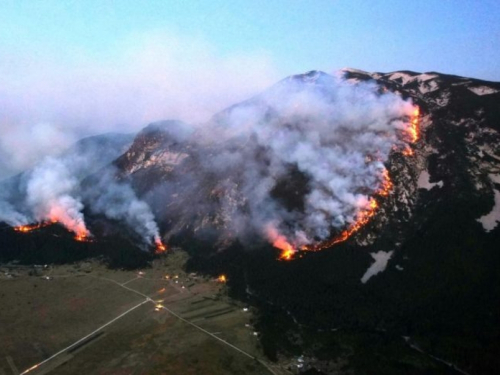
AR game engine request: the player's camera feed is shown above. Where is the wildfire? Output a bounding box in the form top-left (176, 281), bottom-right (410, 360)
top-left (408, 107), bottom-right (420, 143)
top-left (267, 106), bottom-right (420, 260)
top-left (304, 198), bottom-right (378, 252)
top-left (155, 238), bottom-right (167, 254)
top-left (47, 207), bottom-right (91, 240)
top-left (402, 147), bottom-right (414, 156)
top-left (217, 274), bottom-right (227, 283)
top-left (265, 223), bottom-right (298, 260)
top-left (274, 166), bottom-right (394, 257)
top-left (14, 219), bottom-right (91, 242)
top-left (14, 223), bottom-right (46, 233)
top-left (74, 233), bottom-right (91, 242)
top-left (378, 169), bottom-right (393, 196)
top-left (275, 237), bottom-right (296, 260)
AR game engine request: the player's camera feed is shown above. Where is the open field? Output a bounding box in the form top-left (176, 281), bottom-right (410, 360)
top-left (0, 250), bottom-right (285, 375)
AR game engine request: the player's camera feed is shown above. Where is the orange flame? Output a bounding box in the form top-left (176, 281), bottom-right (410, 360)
top-left (402, 147), bottom-right (414, 156)
top-left (48, 206), bottom-right (91, 240)
top-left (14, 220), bottom-right (91, 242)
top-left (265, 224), bottom-right (297, 260)
top-left (269, 107), bottom-right (418, 259)
top-left (378, 169), bottom-right (393, 196)
top-left (302, 167), bottom-right (392, 254)
top-left (14, 223), bottom-right (46, 233)
top-left (217, 274), bottom-right (227, 283)
top-left (406, 106), bottom-right (420, 144)
top-left (74, 233), bottom-right (91, 242)
top-left (155, 238), bottom-right (167, 254)
top-left (303, 198), bottom-right (378, 252)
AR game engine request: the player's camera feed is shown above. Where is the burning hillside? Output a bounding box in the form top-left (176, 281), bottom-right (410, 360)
top-left (272, 105), bottom-right (420, 260)
top-left (1, 70), bottom-right (421, 261)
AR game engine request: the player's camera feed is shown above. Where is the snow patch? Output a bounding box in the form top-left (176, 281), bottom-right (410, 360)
top-left (388, 72), bottom-right (416, 85)
top-left (489, 174), bottom-right (500, 185)
top-left (361, 251), bottom-right (393, 284)
top-left (468, 86), bottom-right (499, 96)
top-left (417, 73), bottom-right (439, 82)
top-left (477, 189), bottom-right (500, 232)
top-left (418, 170), bottom-right (443, 190)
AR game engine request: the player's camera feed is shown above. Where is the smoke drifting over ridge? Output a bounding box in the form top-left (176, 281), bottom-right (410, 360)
top-left (139, 71), bottom-right (417, 249)
top-left (84, 169), bottom-right (162, 245)
top-left (0, 70), bottom-right (416, 254)
top-left (26, 157), bottom-right (89, 238)
top-left (0, 132), bottom-right (160, 245)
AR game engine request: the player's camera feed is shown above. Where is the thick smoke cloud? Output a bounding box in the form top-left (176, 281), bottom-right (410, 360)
top-left (0, 127), bottom-right (160, 243)
top-left (84, 169), bottom-right (161, 244)
top-left (26, 157), bottom-right (88, 236)
top-left (0, 69), bottom-right (415, 253)
top-left (150, 72), bottom-right (415, 246)
top-left (0, 199), bottom-right (28, 227)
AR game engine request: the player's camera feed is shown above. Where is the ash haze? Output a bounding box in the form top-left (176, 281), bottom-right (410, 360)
top-left (1, 0), bottom-right (499, 177)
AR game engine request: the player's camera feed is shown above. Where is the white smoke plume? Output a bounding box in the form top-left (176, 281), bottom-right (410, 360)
top-left (84, 170), bottom-right (161, 245)
top-left (26, 157), bottom-right (89, 237)
top-left (0, 200), bottom-right (28, 227)
top-left (147, 71), bottom-right (416, 247)
top-left (0, 69), bottom-right (416, 254)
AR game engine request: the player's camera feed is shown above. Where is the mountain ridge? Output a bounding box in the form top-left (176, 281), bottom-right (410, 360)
top-left (1, 68), bottom-right (499, 374)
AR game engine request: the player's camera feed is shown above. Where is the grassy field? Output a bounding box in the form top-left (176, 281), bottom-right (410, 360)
top-left (0, 250), bottom-right (283, 375)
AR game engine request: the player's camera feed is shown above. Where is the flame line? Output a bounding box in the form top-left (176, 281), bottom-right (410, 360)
top-left (276, 106), bottom-right (420, 259)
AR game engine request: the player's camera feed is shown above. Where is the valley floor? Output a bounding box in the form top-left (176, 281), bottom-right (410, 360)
top-left (0, 251), bottom-right (284, 375)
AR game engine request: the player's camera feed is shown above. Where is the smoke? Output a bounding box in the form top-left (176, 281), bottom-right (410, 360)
top-left (0, 200), bottom-right (28, 227)
top-left (83, 169), bottom-right (161, 244)
top-left (0, 147), bottom-right (161, 245)
top-left (26, 157), bottom-right (89, 237)
top-left (1, 68), bottom-right (416, 254)
top-left (152, 71), bottom-right (415, 246)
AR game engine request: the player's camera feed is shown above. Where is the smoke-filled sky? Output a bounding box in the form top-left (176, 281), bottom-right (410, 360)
top-left (1, 0), bottom-right (499, 177)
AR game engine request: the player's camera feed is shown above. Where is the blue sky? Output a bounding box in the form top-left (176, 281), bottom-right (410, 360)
top-left (1, 0), bottom-right (499, 80)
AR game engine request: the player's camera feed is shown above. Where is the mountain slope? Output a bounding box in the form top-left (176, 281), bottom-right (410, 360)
top-left (112, 69), bottom-right (500, 374)
top-left (2, 69), bottom-right (499, 374)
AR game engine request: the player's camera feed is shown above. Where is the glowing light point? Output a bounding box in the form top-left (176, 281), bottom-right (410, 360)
top-left (279, 247), bottom-right (297, 261)
top-left (217, 274), bottom-right (227, 283)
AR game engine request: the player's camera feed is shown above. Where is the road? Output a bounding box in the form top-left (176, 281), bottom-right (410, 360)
top-left (18, 272), bottom-right (281, 375)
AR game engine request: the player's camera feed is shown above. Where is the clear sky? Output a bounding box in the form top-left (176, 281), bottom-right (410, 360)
top-left (1, 0), bottom-right (499, 177)
top-left (1, 0), bottom-right (499, 80)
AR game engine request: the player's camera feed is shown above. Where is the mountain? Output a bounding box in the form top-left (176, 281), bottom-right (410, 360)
top-left (109, 69), bottom-right (500, 374)
top-left (2, 70), bottom-right (499, 374)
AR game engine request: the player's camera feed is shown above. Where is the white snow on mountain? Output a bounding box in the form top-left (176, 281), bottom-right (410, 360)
top-left (361, 251), bottom-right (393, 284)
top-left (477, 189), bottom-right (500, 232)
top-left (417, 170), bottom-right (443, 190)
top-left (468, 86), bottom-right (499, 96)
top-left (388, 72), bottom-right (416, 85)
